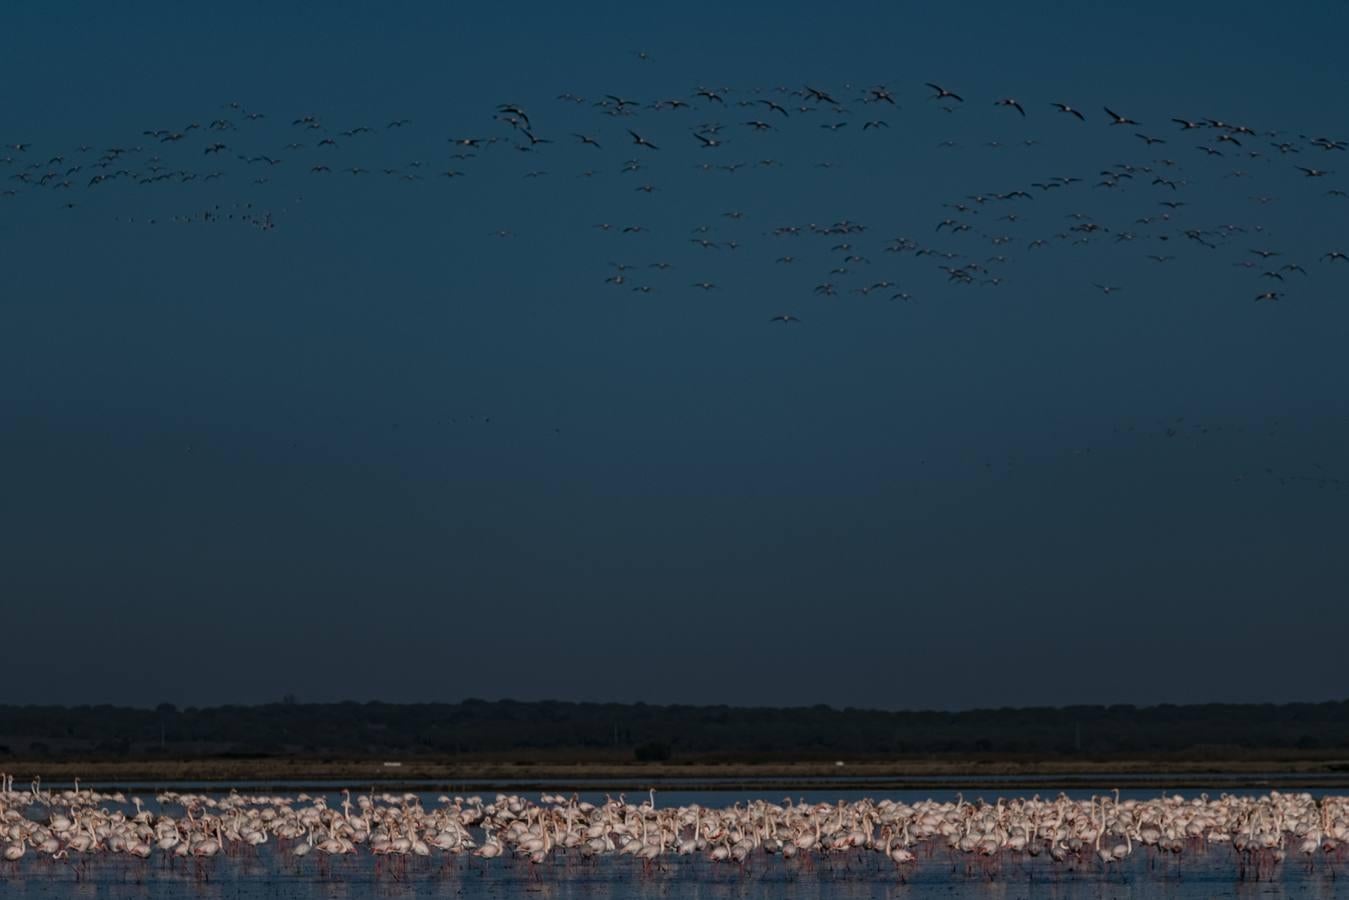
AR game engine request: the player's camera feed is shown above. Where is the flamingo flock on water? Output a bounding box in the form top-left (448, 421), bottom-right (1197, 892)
top-left (2, 773), bottom-right (1347, 883)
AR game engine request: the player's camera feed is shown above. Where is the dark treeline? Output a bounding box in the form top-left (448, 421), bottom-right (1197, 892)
top-left (2, 699), bottom-right (1348, 761)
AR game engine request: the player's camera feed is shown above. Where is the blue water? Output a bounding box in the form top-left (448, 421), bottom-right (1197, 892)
top-left (0, 845), bottom-right (1340, 900)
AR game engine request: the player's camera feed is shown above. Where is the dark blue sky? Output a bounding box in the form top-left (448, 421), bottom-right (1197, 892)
top-left (2, 1), bottom-right (1347, 709)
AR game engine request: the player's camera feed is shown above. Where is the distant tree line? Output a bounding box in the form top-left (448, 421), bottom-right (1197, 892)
top-left (1, 699), bottom-right (1347, 761)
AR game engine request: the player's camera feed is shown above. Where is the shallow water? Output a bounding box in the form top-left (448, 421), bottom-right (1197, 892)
top-left (1, 848), bottom-right (1342, 900)
top-left (53, 772), bottom-right (1349, 792)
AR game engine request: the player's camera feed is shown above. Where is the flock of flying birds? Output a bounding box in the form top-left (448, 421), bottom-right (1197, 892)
top-left (4, 77), bottom-right (1347, 492)
top-left (4, 78), bottom-right (1348, 327)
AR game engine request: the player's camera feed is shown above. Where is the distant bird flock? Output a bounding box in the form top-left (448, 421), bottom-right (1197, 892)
top-left (5, 79), bottom-right (1349, 494)
top-left (4, 80), bottom-right (1347, 326)
top-left (2, 775), bottom-right (1347, 884)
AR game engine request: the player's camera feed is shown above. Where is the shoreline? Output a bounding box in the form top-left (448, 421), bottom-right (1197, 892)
top-left (5, 757), bottom-right (1349, 792)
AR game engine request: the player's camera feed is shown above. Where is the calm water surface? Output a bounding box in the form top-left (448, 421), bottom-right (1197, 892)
top-left (2, 850), bottom-right (1343, 900)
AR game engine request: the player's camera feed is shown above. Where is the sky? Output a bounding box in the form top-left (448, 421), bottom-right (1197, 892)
top-left (2, 1), bottom-right (1348, 710)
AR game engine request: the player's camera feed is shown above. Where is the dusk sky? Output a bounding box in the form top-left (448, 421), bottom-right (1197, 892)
top-left (3, 1), bottom-right (1347, 710)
